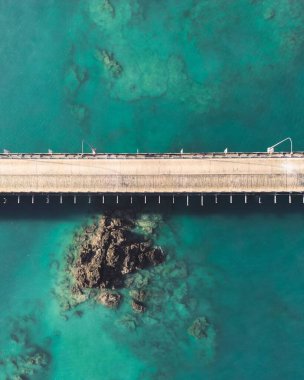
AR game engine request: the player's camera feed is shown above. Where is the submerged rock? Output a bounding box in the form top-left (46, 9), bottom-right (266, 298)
top-left (95, 49), bottom-right (123, 78)
top-left (187, 317), bottom-right (210, 339)
top-left (129, 289), bottom-right (146, 302)
top-left (97, 290), bottom-right (122, 309)
top-left (117, 314), bottom-right (139, 331)
top-left (131, 299), bottom-right (146, 313)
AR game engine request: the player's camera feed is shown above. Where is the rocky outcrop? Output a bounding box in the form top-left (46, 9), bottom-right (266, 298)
top-left (97, 290), bottom-right (122, 309)
top-left (73, 212), bottom-right (165, 292)
top-left (131, 299), bottom-right (146, 313)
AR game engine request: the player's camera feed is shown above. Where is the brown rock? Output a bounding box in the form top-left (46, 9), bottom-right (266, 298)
top-left (73, 212), bottom-right (165, 291)
top-left (98, 291), bottom-right (121, 309)
top-left (132, 299), bottom-right (146, 313)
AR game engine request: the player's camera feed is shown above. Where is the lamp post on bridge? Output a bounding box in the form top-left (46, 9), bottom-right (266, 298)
top-left (82, 140), bottom-right (97, 155)
top-left (267, 137), bottom-right (293, 154)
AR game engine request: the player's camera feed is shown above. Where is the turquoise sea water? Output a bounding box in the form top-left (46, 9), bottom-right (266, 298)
top-left (1, 1), bottom-right (304, 379)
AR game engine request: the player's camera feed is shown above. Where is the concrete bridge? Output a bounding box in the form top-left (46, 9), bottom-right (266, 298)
top-left (0, 153), bottom-right (303, 201)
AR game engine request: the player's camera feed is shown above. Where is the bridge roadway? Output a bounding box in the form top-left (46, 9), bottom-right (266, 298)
top-left (0, 152), bottom-right (303, 194)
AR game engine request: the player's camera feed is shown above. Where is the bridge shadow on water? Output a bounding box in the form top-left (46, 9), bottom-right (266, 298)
top-left (0, 194), bottom-right (302, 220)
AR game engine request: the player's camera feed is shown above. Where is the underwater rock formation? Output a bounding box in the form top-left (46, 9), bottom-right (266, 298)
top-left (73, 212), bottom-right (165, 291)
top-left (187, 316), bottom-right (210, 339)
top-left (131, 299), bottom-right (146, 313)
top-left (95, 49), bottom-right (123, 78)
top-left (1, 316), bottom-right (51, 379)
top-left (98, 290), bottom-right (122, 309)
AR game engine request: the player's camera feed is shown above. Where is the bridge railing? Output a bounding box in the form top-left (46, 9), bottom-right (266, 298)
top-left (0, 152), bottom-right (303, 159)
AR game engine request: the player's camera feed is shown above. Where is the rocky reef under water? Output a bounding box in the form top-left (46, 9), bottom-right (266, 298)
top-left (0, 314), bottom-right (51, 380)
top-left (52, 210), bottom-right (217, 372)
top-left (54, 211), bottom-right (165, 313)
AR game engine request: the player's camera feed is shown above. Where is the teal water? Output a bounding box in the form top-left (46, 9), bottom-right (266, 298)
top-left (1, 1), bottom-right (304, 379)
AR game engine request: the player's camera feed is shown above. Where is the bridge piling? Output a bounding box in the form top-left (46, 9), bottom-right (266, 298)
top-left (73, 195), bottom-right (77, 204)
top-left (60, 194), bottom-right (63, 204)
top-left (201, 195), bottom-right (204, 206)
top-left (32, 195), bottom-right (34, 204)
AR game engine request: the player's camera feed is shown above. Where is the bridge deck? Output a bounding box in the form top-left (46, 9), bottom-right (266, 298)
top-left (0, 153), bottom-right (303, 194)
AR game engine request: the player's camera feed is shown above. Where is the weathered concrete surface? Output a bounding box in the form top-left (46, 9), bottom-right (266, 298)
top-left (0, 155), bottom-right (303, 193)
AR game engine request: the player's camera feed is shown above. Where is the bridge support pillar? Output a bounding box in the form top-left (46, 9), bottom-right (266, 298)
top-left (32, 195), bottom-right (34, 204)
top-left (158, 195), bottom-right (161, 204)
top-left (102, 195), bottom-right (105, 204)
top-left (230, 194), bottom-right (233, 204)
top-left (73, 195), bottom-right (77, 204)
top-left (215, 194), bottom-right (218, 204)
top-left (130, 196), bottom-right (133, 204)
top-left (186, 195), bottom-right (189, 206)
top-left (60, 194), bottom-right (63, 204)
top-left (245, 194), bottom-right (247, 204)
top-left (172, 195), bottom-right (175, 204)
top-left (46, 195), bottom-right (49, 204)
top-left (289, 193), bottom-right (292, 204)
top-left (201, 195), bottom-right (204, 206)
top-left (259, 196), bottom-right (262, 204)
top-left (274, 194), bottom-right (277, 204)
top-left (17, 195), bottom-right (20, 204)
top-left (88, 196), bottom-right (91, 204)
top-left (144, 195), bottom-right (147, 204)
top-left (116, 195), bottom-right (119, 204)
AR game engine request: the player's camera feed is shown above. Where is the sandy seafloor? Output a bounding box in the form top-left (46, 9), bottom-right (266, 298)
top-left (1, 1), bottom-right (304, 379)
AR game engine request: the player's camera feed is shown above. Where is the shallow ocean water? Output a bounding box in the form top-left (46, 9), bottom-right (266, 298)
top-left (1, 0), bottom-right (304, 379)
